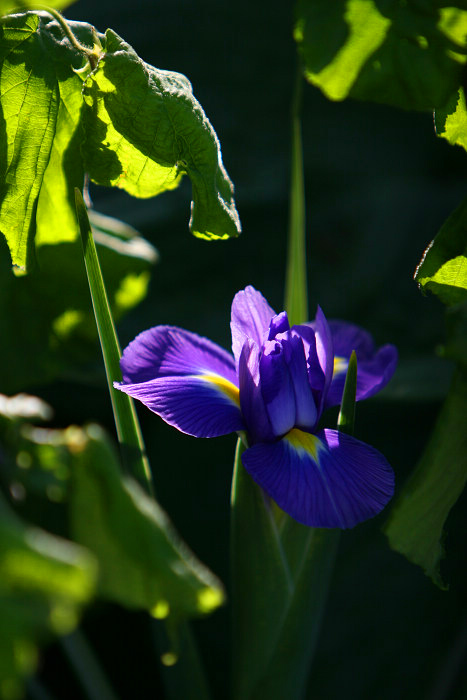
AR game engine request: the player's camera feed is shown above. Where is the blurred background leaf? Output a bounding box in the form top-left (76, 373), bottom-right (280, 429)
top-left (295, 0), bottom-right (467, 110)
top-left (0, 213), bottom-right (157, 394)
top-left (384, 367), bottom-right (467, 587)
top-left (0, 0), bottom-right (76, 15)
top-left (0, 495), bottom-right (96, 700)
top-left (69, 423), bottom-right (225, 620)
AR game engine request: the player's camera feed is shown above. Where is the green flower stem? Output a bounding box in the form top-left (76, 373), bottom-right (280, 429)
top-left (60, 630), bottom-right (118, 700)
top-left (284, 60), bottom-right (307, 326)
top-left (75, 189), bottom-right (154, 497)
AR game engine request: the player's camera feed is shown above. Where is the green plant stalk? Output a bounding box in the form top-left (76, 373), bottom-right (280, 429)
top-left (75, 189), bottom-right (153, 495)
top-left (284, 60), bottom-right (307, 326)
top-left (76, 190), bottom-right (210, 698)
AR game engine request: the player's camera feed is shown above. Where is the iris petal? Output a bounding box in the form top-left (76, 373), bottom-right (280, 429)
top-left (115, 325), bottom-right (242, 437)
top-left (230, 286), bottom-right (275, 365)
top-left (325, 321), bottom-right (398, 408)
top-left (115, 374), bottom-right (244, 438)
top-left (238, 340), bottom-right (275, 443)
top-left (259, 339), bottom-right (296, 437)
top-left (119, 326), bottom-right (237, 386)
top-left (272, 331), bottom-right (317, 431)
top-left (241, 428), bottom-right (394, 528)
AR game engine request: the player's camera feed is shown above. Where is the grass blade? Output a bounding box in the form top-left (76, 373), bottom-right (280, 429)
top-left (337, 350), bottom-right (357, 435)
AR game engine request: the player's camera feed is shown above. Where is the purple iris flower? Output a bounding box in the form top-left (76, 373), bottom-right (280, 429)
top-left (115, 286), bottom-right (397, 529)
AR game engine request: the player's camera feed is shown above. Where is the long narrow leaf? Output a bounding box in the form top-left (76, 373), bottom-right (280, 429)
top-left (75, 189), bottom-right (153, 495)
top-left (337, 350), bottom-right (357, 435)
top-left (230, 438), bottom-right (293, 700)
top-left (284, 63), bottom-right (307, 326)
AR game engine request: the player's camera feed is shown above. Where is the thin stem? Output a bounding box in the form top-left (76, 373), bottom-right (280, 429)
top-left (35, 6), bottom-right (102, 69)
top-left (75, 189), bottom-right (154, 497)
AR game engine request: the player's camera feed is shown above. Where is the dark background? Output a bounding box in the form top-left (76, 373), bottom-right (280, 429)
top-left (31, 1), bottom-right (467, 698)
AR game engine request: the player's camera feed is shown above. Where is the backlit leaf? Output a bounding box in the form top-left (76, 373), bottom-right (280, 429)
top-left (82, 30), bottom-right (241, 240)
top-left (415, 194), bottom-right (467, 305)
top-left (434, 87), bottom-right (467, 152)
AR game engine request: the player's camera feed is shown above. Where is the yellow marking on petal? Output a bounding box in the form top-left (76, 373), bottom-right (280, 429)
top-left (285, 428), bottom-right (322, 461)
top-left (333, 355), bottom-right (349, 377)
top-left (199, 374), bottom-right (240, 406)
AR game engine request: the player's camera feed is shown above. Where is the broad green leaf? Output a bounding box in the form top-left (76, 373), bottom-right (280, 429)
top-left (82, 29), bottom-right (241, 241)
top-left (231, 439), bottom-right (339, 700)
top-left (35, 71), bottom-right (86, 247)
top-left (434, 86), bottom-right (467, 151)
top-left (0, 13), bottom-right (59, 271)
top-left (69, 424), bottom-right (225, 620)
top-left (415, 194), bottom-right (467, 305)
top-left (295, 1), bottom-right (467, 111)
top-left (0, 211), bottom-right (157, 394)
top-left (0, 496), bottom-right (96, 700)
top-left (384, 368), bottom-right (467, 587)
top-left (0, 12), bottom-right (100, 271)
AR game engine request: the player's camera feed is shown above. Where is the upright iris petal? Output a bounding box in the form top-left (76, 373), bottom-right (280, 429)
top-left (115, 285), bottom-right (397, 529)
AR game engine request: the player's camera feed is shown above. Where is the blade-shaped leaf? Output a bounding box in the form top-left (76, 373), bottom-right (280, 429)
top-left (230, 439), bottom-right (339, 700)
top-left (230, 439), bottom-right (293, 700)
top-left (415, 194), bottom-right (467, 306)
top-left (295, 1), bottom-right (467, 111)
top-left (384, 368), bottom-right (467, 588)
top-left (69, 423), bottom-right (225, 620)
top-left (0, 496), bottom-right (96, 700)
top-left (82, 29), bottom-right (241, 240)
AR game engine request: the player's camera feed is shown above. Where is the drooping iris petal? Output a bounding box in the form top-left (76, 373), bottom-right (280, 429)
top-left (325, 321), bottom-right (398, 409)
top-left (119, 326), bottom-right (238, 385)
top-left (241, 428), bottom-right (394, 529)
top-left (259, 339), bottom-right (296, 437)
top-left (115, 326), bottom-right (243, 437)
top-left (116, 374), bottom-right (243, 438)
top-left (230, 286), bottom-right (275, 365)
top-left (238, 340), bottom-right (275, 443)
